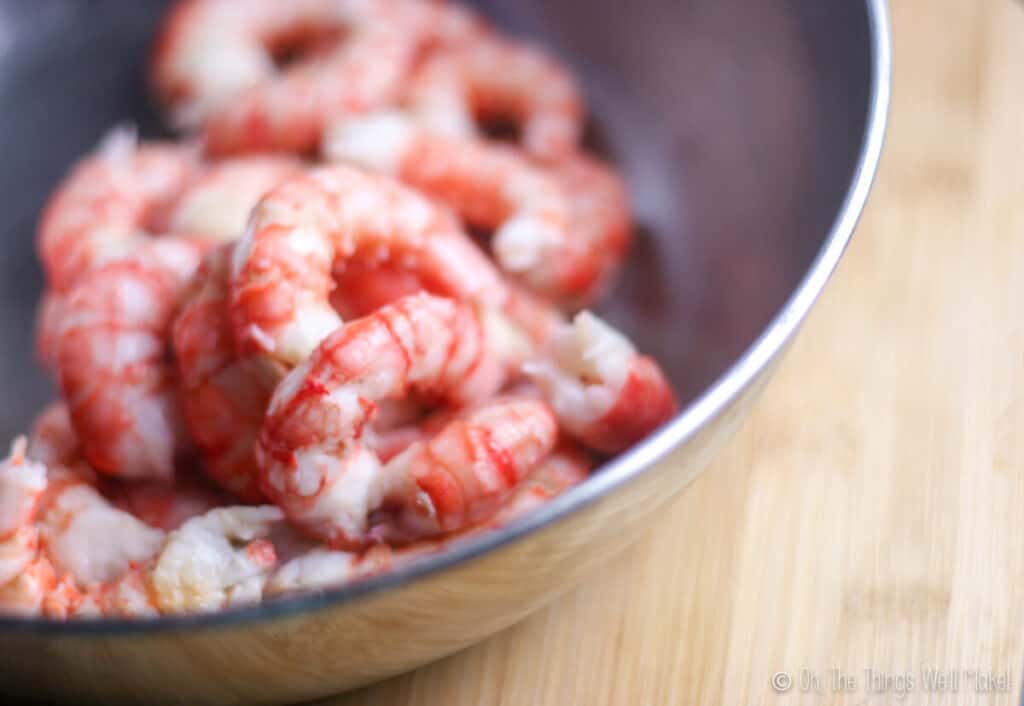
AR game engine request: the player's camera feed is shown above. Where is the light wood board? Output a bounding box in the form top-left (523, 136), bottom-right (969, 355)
top-left (319, 1), bottom-right (1024, 703)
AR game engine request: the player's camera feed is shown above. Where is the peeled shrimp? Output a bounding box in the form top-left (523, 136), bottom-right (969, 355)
top-left (368, 396), bottom-right (559, 543)
top-left (265, 444), bottom-right (588, 597)
top-left (256, 293), bottom-right (555, 547)
top-left (324, 112), bottom-right (630, 305)
top-left (152, 0), bottom-right (435, 155)
top-left (27, 403), bottom-right (222, 531)
top-left (0, 440), bottom-right (47, 589)
top-left (524, 311), bottom-right (678, 454)
top-left (403, 52), bottom-right (477, 138)
top-left (406, 34), bottom-right (584, 161)
top-left (55, 237), bottom-right (207, 481)
top-left (41, 506), bottom-right (280, 619)
top-left (167, 155), bottom-right (300, 242)
top-left (106, 473), bottom-right (225, 533)
top-left (148, 505), bottom-right (281, 614)
top-left (0, 438), bottom-right (280, 620)
top-left (37, 128), bottom-right (198, 295)
top-left (26, 403), bottom-right (82, 471)
top-left (173, 244), bottom-right (285, 501)
top-left (35, 292), bottom-right (66, 367)
top-left (40, 484), bottom-right (167, 591)
top-left (229, 164), bottom-right (507, 366)
top-left (0, 440), bottom-right (169, 618)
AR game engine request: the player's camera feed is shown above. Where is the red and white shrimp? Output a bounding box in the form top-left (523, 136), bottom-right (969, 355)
top-left (55, 237), bottom-right (207, 482)
top-left (42, 505), bottom-right (281, 619)
top-left (152, 0), bottom-right (439, 155)
top-left (26, 403), bottom-right (82, 471)
top-left (167, 155), bottom-right (301, 242)
top-left (325, 112), bottom-right (630, 305)
top-left (255, 293), bottom-right (554, 548)
top-left (106, 473), bottom-right (225, 533)
top-left (38, 483), bottom-right (167, 592)
top-left (2, 433), bottom-right (279, 619)
top-left (407, 34), bottom-right (585, 162)
top-left (36, 127), bottom-right (199, 295)
top-left (35, 292), bottom-right (67, 368)
top-left (524, 311), bottom-right (678, 455)
top-left (0, 438), bottom-right (170, 618)
top-left (368, 396), bottom-right (559, 544)
top-left (34, 129), bottom-right (199, 367)
top-left (229, 164), bottom-right (507, 366)
top-left (27, 402), bottom-right (222, 531)
top-left (145, 505), bottom-right (281, 614)
top-left (0, 440), bottom-right (47, 591)
top-left (173, 245), bottom-right (286, 501)
top-left (402, 52), bottom-right (477, 138)
top-left (265, 444), bottom-right (589, 597)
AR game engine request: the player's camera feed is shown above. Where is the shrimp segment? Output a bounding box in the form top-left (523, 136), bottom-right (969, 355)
top-left (409, 35), bottom-right (585, 161)
top-left (203, 22), bottom-right (420, 156)
top-left (173, 245), bottom-right (285, 501)
top-left (55, 238), bottom-right (207, 481)
top-left (230, 165), bottom-right (506, 365)
top-left (152, 0), bottom-right (382, 129)
top-left (152, 0), bottom-right (433, 155)
top-left (266, 445), bottom-right (588, 597)
top-left (167, 156), bottom-right (300, 242)
top-left (37, 128), bottom-right (198, 294)
top-left (324, 112), bottom-right (630, 305)
top-left (26, 404), bottom-right (80, 470)
top-left (149, 506), bottom-right (282, 614)
top-left (370, 397), bottom-right (558, 543)
top-left (1, 436), bottom-right (280, 619)
top-left (525, 311), bottom-right (678, 454)
top-left (40, 506), bottom-right (280, 619)
top-left (35, 292), bottom-right (66, 367)
top-left (256, 293), bottom-right (548, 547)
top-left (0, 440), bottom-right (47, 587)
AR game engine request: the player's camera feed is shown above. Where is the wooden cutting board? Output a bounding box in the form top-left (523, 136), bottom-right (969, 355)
top-left (320, 1), bottom-right (1024, 703)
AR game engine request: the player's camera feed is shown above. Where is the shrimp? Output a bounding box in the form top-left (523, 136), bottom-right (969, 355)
top-left (229, 165), bottom-right (508, 366)
top-left (407, 35), bottom-right (585, 162)
top-left (524, 311), bottom-right (678, 455)
top-left (26, 402), bottom-right (221, 530)
top-left (36, 127), bottom-right (199, 296)
top-left (403, 52), bottom-right (477, 138)
top-left (147, 505), bottom-right (281, 614)
top-left (41, 506), bottom-right (281, 618)
top-left (324, 112), bottom-right (630, 305)
top-left (55, 237), bottom-right (207, 481)
top-left (0, 440), bottom-right (47, 587)
top-left (107, 474), bottom-right (225, 532)
top-left (26, 403), bottom-right (81, 470)
top-left (38, 483), bottom-right (167, 590)
top-left (167, 155), bottom-right (301, 242)
top-left (0, 439), bottom-right (169, 618)
top-left (368, 396), bottom-right (559, 544)
top-left (265, 445), bottom-right (589, 597)
top-left (152, 0), bottom-right (433, 155)
top-left (35, 291), bottom-right (66, 367)
top-left (255, 293), bottom-right (554, 548)
top-left (173, 245), bottom-right (286, 501)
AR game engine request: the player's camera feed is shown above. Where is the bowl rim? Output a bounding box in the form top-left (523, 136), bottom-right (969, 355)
top-left (0, 0), bottom-right (892, 636)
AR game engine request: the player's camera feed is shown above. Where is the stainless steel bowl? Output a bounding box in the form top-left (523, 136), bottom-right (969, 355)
top-left (0, 0), bottom-right (890, 703)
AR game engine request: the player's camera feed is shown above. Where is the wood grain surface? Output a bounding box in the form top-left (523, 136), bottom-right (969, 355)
top-left (319, 1), bottom-right (1024, 703)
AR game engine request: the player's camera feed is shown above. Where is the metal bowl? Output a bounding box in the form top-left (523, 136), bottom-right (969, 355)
top-left (0, 0), bottom-right (890, 703)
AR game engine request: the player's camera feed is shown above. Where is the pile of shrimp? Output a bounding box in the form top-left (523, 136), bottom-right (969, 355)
top-left (2, 0), bottom-right (678, 619)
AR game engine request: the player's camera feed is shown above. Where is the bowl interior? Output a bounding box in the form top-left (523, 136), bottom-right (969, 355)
top-left (0, 0), bottom-right (872, 442)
